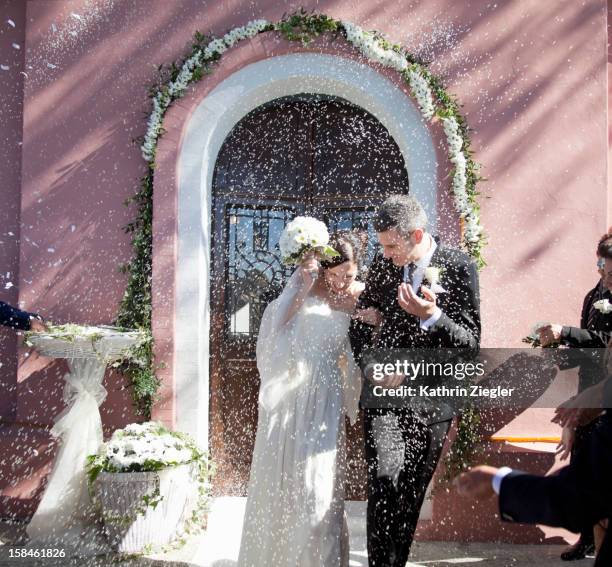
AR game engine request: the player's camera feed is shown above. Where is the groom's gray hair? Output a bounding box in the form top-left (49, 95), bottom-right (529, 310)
top-left (373, 194), bottom-right (428, 236)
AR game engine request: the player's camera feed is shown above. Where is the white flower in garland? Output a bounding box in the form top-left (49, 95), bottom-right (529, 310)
top-left (223, 28), bottom-right (243, 48)
top-left (139, 15), bottom-right (483, 256)
top-left (142, 19), bottom-right (271, 161)
top-left (141, 92), bottom-right (170, 161)
top-left (464, 213), bottom-right (482, 243)
top-left (405, 68), bottom-right (435, 120)
top-left (245, 19), bottom-right (269, 36)
top-left (223, 20), bottom-right (268, 46)
top-left (167, 53), bottom-right (202, 97)
top-left (441, 116), bottom-right (471, 220)
top-left (442, 116), bottom-right (463, 152)
top-left (342, 22), bottom-right (408, 73)
top-left (208, 38), bottom-right (227, 55)
top-left (343, 21), bottom-right (473, 241)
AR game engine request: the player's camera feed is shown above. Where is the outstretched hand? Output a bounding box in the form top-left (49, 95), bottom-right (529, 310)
top-left (454, 465), bottom-right (499, 500)
top-left (536, 323), bottom-right (562, 347)
top-left (552, 386), bottom-right (604, 428)
top-left (397, 283), bottom-right (437, 320)
top-left (552, 405), bottom-right (602, 429)
top-left (29, 317), bottom-right (48, 332)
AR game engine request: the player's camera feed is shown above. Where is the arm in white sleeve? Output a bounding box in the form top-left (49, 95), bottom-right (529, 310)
top-left (492, 466), bottom-right (513, 495)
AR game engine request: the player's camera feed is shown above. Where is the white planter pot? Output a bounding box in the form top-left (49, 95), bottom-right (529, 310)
top-left (94, 463), bottom-right (195, 553)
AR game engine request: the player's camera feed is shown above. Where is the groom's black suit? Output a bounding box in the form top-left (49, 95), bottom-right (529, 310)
top-left (350, 239), bottom-right (481, 566)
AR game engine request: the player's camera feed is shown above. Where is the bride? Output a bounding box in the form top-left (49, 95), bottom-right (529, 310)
top-left (237, 229), bottom-right (367, 567)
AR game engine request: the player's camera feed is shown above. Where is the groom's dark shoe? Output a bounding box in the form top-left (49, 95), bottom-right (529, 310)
top-left (560, 538), bottom-right (595, 561)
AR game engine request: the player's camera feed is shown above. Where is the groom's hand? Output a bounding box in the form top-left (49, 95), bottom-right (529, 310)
top-left (376, 373), bottom-right (406, 388)
top-left (363, 365), bottom-right (405, 387)
top-left (397, 283), bottom-right (437, 320)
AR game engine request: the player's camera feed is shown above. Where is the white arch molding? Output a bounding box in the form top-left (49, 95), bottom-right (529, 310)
top-left (174, 52), bottom-right (439, 447)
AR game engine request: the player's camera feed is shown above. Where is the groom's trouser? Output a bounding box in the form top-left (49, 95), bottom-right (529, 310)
top-left (570, 421), bottom-right (597, 547)
top-left (363, 408), bottom-right (451, 567)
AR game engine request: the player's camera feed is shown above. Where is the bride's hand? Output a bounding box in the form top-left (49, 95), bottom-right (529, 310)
top-left (352, 307), bottom-right (382, 326)
top-left (299, 251), bottom-right (320, 289)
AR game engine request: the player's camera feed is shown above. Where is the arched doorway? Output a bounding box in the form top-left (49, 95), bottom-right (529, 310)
top-left (209, 95), bottom-right (409, 496)
top-left (168, 52), bottom-right (439, 489)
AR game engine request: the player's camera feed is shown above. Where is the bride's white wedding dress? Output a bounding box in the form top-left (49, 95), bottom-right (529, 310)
top-left (237, 274), bottom-right (362, 567)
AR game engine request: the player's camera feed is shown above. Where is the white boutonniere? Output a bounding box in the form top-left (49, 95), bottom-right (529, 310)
top-left (424, 266), bottom-right (446, 293)
top-left (593, 299), bottom-right (612, 314)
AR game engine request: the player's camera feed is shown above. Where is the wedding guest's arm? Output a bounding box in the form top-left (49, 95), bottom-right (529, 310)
top-left (552, 377), bottom-right (611, 428)
top-left (0, 301), bottom-right (45, 331)
top-left (455, 465), bottom-right (596, 534)
top-left (560, 326), bottom-right (611, 348)
top-left (497, 468), bottom-right (589, 531)
top-left (456, 378), bottom-right (612, 532)
top-left (539, 322), bottom-right (611, 348)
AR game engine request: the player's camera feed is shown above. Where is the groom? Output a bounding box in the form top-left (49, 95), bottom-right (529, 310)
top-left (349, 194), bottom-right (481, 566)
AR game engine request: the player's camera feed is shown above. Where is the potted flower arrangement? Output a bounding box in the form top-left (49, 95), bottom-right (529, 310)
top-left (86, 422), bottom-right (213, 553)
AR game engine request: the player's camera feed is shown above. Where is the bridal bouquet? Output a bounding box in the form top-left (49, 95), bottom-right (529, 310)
top-left (279, 216), bottom-right (339, 265)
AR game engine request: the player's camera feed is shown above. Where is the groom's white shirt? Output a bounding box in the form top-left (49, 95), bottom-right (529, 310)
top-left (402, 235), bottom-right (442, 331)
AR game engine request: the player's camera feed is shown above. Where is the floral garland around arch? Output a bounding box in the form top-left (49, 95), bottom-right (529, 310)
top-left (117, 11), bottom-right (485, 473)
top-left (140, 14), bottom-right (485, 258)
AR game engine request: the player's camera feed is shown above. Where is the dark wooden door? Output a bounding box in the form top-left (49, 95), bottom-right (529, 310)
top-left (210, 95), bottom-right (409, 496)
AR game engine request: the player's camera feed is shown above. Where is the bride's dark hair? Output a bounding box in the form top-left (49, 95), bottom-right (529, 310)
top-left (319, 229), bottom-right (368, 270)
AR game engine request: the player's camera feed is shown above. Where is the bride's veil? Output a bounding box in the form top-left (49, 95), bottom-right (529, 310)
top-left (256, 270), bottom-right (303, 415)
top-left (255, 269), bottom-right (361, 424)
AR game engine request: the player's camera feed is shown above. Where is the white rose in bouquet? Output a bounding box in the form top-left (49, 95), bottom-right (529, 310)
top-left (278, 216), bottom-right (339, 265)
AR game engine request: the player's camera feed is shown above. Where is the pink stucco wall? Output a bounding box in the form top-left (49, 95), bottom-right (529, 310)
top-left (1, 0), bottom-right (610, 537)
top-left (5, 0), bottom-right (606, 428)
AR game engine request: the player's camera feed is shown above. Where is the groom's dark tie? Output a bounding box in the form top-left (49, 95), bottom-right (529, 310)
top-left (404, 262), bottom-right (416, 286)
